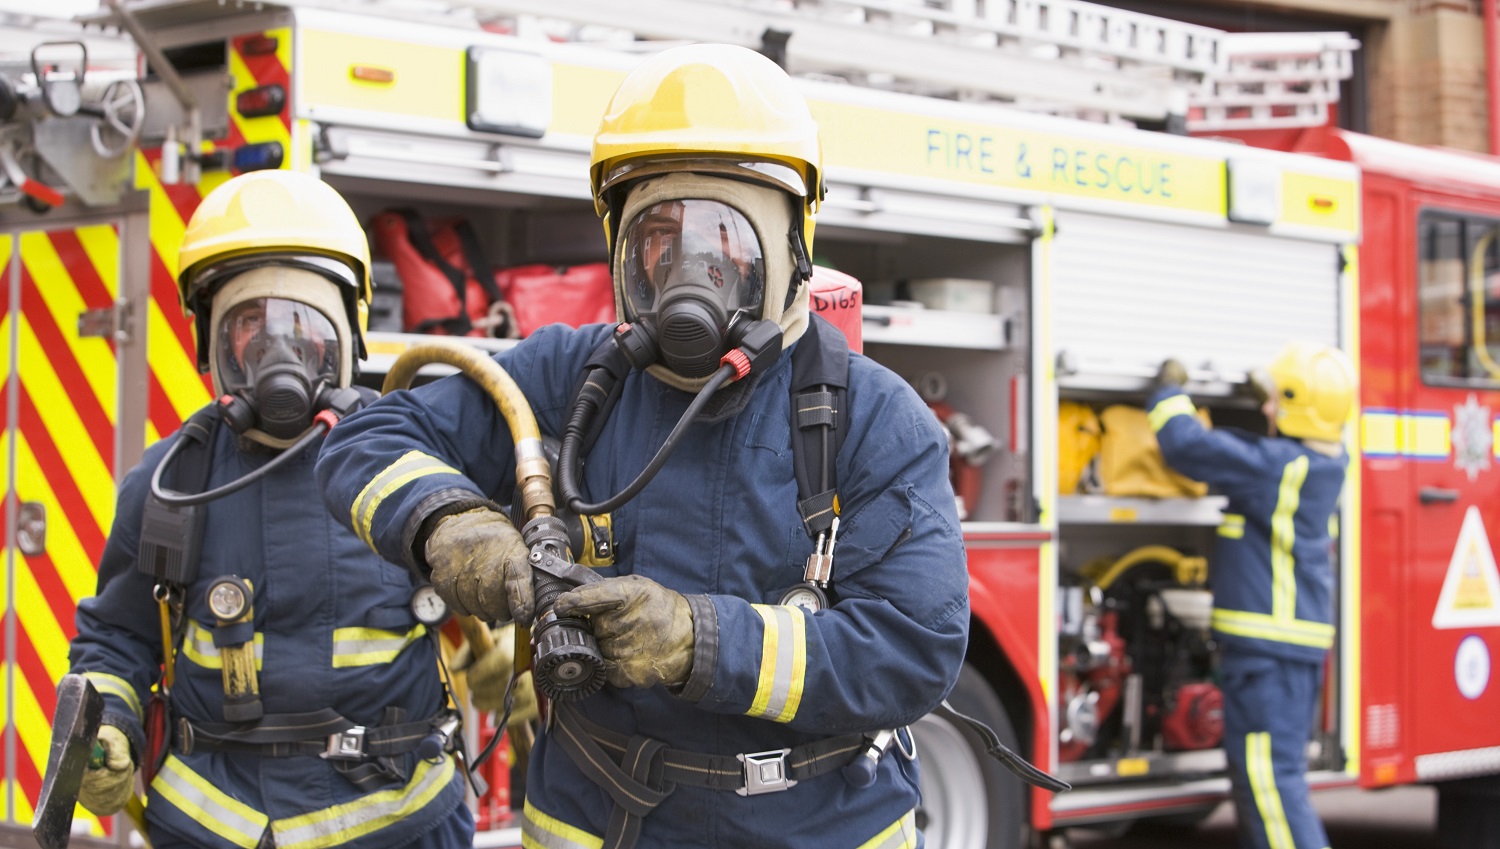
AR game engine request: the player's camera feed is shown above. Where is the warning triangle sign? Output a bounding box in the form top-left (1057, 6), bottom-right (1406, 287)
top-left (1433, 505), bottom-right (1500, 629)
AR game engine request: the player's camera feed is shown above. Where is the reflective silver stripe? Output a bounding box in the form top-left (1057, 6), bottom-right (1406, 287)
top-left (152, 755), bottom-right (268, 848)
top-left (331, 625), bottom-right (427, 668)
top-left (180, 620), bottom-right (263, 670)
top-left (521, 799), bottom-right (603, 849)
top-left (82, 672), bottom-right (141, 722)
top-left (351, 450), bottom-right (462, 548)
top-left (1246, 732), bottom-right (1296, 849)
top-left (1212, 608), bottom-right (1335, 649)
top-left (271, 756), bottom-right (456, 849)
top-left (747, 604), bottom-right (807, 723)
top-left (856, 809), bottom-right (918, 849)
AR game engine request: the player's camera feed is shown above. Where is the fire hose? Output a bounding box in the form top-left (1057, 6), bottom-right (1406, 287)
top-left (381, 340), bottom-right (607, 704)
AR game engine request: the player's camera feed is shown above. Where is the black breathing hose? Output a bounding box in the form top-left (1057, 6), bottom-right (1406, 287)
top-left (149, 417), bottom-right (329, 507)
top-left (557, 362), bottom-right (737, 516)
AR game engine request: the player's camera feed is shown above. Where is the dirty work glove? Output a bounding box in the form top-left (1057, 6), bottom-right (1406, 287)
top-left (553, 575), bottom-right (694, 689)
top-left (425, 508), bottom-right (533, 624)
top-left (79, 725), bottom-right (134, 817)
top-left (1153, 358), bottom-right (1189, 392)
top-left (450, 623), bottom-right (538, 724)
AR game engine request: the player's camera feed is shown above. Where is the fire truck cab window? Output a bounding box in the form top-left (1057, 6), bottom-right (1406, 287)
top-left (1419, 212), bottom-right (1500, 385)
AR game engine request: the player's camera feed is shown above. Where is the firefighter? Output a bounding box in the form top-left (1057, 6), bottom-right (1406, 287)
top-left (1148, 343), bottom-right (1355, 849)
top-left (315, 44), bottom-right (971, 849)
top-left (66, 170), bottom-right (484, 849)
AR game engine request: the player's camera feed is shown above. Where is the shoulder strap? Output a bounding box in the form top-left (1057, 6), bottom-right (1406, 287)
top-left (790, 314), bottom-right (850, 540)
top-left (137, 403), bottom-right (223, 586)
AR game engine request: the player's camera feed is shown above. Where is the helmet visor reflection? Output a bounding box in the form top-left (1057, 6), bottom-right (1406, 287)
top-left (619, 199), bottom-right (765, 322)
top-left (214, 297), bottom-right (340, 394)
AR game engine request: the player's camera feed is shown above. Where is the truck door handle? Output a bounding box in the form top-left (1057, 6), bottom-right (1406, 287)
top-left (1419, 487), bottom-right (1460, 504)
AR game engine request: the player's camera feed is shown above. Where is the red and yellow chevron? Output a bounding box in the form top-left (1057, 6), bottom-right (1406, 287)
top-left (6, 25), bottom-right (298, 829)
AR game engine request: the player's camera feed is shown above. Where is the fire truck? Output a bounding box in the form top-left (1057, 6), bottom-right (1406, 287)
top-left (1, 1), bottom-right (1494, 847)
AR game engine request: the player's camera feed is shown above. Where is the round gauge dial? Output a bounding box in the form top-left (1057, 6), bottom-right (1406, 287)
top-left (411, 583), bottom-right (450, 625)
top-left (778, 582), bottom-right (828, 613)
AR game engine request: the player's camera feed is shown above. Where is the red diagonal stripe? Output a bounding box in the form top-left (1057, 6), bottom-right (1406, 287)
top-left (18, 265), bottom-right (115, 469)
top-left (233, 32), bottom-right (293, 131)
top-left (139, 148), bottom-right (205, 227)
top-left (48, 229), bottom-right (118, 318)
top-left (18, 379), bottom-right (110, 558)
top-left (149, 371), bottom-right (184, 439)
top-left (151, 247), bottom-right (197, 358)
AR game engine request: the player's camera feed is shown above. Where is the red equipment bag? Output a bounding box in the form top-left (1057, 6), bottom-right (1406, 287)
top-left (371, 209), bottom-right (512, 338)
top-left (808, 265), bottom-right (864, 354)
top-left (495, 263), bottom-right (615, 337)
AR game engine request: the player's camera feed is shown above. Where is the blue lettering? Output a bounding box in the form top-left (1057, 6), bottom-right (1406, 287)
top-left (1052, 147), bottom-right (1068, 182)
top-left (1118, 156), bottom-right (1135, 192)
top-left (1074, 149), bottom-right (1089, 187)
top-left (1160, 161), bottom-right (1172, 198)
top-left (927, 129), bottom-right (943, 165)
top-left (1015, 142), bottom-right (1032, 178)
top-left (956, 133), bottom-right (973, 168)
top-left (1094, 153), bottom-right (1110, 189)
top-left (980, 136), bottom-right (995, 174)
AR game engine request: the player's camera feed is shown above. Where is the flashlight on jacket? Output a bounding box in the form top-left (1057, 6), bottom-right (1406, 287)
top-left (207, 575), bottom-right (262, 723)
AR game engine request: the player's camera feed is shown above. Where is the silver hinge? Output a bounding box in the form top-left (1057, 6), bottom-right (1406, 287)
top-left (77, 297), bottom-right (133, 343)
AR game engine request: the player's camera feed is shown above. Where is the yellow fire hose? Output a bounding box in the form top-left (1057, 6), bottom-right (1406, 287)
top-left (382, 339), bottom-right (556, 761)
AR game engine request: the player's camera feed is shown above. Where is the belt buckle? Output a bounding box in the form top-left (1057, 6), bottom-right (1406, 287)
top-left (736, 748), bottom-right (797, 796)
top-left (322, 726), bottom-right (366, 760)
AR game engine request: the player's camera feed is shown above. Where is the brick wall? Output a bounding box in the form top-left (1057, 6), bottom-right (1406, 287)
top-left (1371, 4), bottom-right (1490, 152)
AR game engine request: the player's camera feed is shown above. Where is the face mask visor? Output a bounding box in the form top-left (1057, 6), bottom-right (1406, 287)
top-left (214, 297), bottom-right (341, 438)
top-left (619, 199), bottom-right (766, 333)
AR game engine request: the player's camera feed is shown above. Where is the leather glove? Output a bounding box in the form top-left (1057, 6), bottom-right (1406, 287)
top-left (1153, 358), bottom-right (1189, 391)
top-left (553, 575), bottom-right (695, 689)
top-left (79, 725), bottom-right (134, 817)
top-left (450, 623), bottom-right (538, 724)
top-left (425, 508), bottom-right (533, 623)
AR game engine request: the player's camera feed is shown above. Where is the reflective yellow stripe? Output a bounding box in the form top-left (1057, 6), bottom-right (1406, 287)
top-left (272, 756), bottom-right (455, 849)
top-left (1218, 512), bottom-right (1245, 539)
top-left (331, 624), bottom-right (427, 667)
top-left (82, 672), bottom-right (142, 722)
top-left (180, 620), bottom-right (264, 670)
top-left (351, 451), bottom-right (463, 548)
top-left (1148, 393), bottom-right (1197, 433)
top-left (1247, 732), bottom-right (1296, 849)
top-left (153, 755), bottom-right (269, 848)
top-left (747, 604), bottom-right (807, 723)
top-left (1271, 457), bottom-right (1308, 620)
top-left (856, 809), bottom-right (918, 849)
top-left (521, 799), bottom-right (603, 849)
top-left (1212, 609), bottom-right (1335, 649)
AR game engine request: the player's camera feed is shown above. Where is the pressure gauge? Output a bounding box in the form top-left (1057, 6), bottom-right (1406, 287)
top-left (206, 576), bottom-right (252, 623)
top-left (411, 584), bottom-right (450, 626)
top-left (778, 582), bottom-right (828, 613)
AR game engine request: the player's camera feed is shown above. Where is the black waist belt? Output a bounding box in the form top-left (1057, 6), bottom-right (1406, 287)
top-left (177, 708), bottom-right (436, 760)
top-left (552, 703), bottom-right (866, 849)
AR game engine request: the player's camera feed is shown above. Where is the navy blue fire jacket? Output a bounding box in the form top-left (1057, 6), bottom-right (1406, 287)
top-left (316, 322), bottom-right (971, 849)
top-left (1147, 386), bottom-right (1347, 664)
top-left (69, 399), bottom-right (466, 849)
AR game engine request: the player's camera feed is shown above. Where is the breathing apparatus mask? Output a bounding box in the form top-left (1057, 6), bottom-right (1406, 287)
top-left (213, 297), bottom-right (340, 439)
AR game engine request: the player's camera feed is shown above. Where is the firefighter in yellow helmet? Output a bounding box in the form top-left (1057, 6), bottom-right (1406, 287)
top-left (316, 45), bottom-right (971, 849)
top-left (1149, 342), bottom-right (1355, 849)
top-left (64, 170), bottom-right (482, 849)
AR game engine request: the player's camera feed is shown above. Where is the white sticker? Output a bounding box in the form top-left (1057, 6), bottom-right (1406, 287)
top-left (1432, 506), bottom-right (1500, 629)
top-left (1455, 635), bottom-right (1491, 701)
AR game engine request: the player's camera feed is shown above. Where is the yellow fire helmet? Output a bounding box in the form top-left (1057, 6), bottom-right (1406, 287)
top-left (589, 43), bottom-right (824, 250)
top-left (1266, 341), bottom-right (1356, 442)
top-left (177, 170), bottom-right (373, 368)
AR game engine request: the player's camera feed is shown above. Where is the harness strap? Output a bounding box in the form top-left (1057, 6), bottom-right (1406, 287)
top-left (177, 708), bottom-right (439, 759)
top-left (553, 703), bottom-right (865, 849)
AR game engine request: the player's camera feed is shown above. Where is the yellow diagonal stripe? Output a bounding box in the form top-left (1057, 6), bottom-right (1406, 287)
top-left (135, 155), bottom-right (213, 421)
top-left (16, 432), bottom-right (101, 605)
top-left (17, 316), bottom-right (113, 535)
top-left (14, 654), bottom-right (56, 805)
top-left (18, 231), bottom-right (118, 425)
top-left (74, 223), bottom-right (122, 298)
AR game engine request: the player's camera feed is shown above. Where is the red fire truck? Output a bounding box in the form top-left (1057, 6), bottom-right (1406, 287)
top-left (1, 2), bottom-right (1495, 848)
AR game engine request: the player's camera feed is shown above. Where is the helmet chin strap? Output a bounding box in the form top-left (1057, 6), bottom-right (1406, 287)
top-left (613, 173), bottom-right (808, 393)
